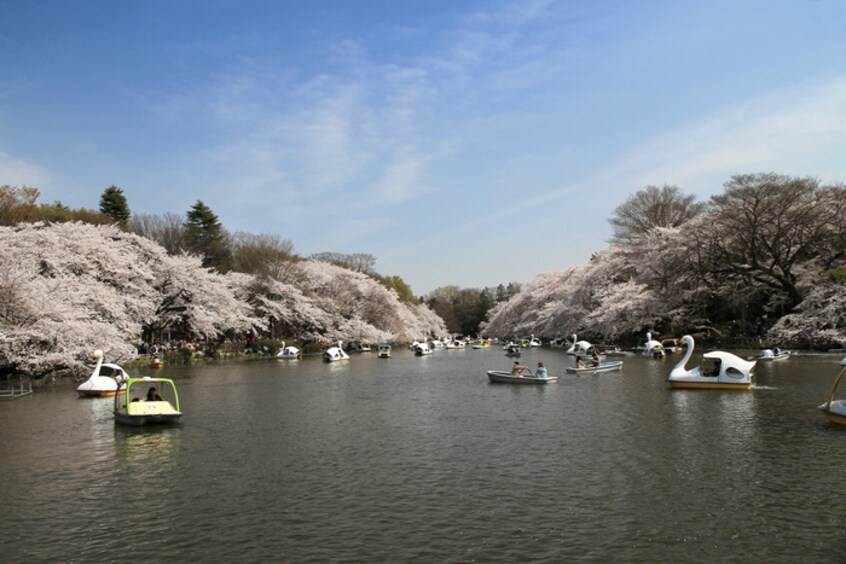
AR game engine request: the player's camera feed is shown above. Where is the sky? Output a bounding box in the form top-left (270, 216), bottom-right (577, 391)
top-left (2, 0), bottom-right (845, 295)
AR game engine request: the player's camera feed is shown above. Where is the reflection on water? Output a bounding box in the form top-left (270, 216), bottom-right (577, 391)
top-left (2, 350), bottom-right (846, 561)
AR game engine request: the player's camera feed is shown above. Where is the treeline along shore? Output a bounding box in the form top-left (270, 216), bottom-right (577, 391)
top-left (1, 171), bottom-right (845, 379)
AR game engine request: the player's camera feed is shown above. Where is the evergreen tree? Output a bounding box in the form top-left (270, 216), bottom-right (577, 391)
top-left (99, 185), bottom-right (131, 224)
top-left (183, 200), bottom-right (232, 272)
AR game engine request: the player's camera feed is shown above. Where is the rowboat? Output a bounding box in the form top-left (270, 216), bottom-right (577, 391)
top-left (565, 361), bottom-right (624, 374)
top-left (758, 348), bottom-right (790, 361)
top-left (487, 368), bottom-right (558, 384)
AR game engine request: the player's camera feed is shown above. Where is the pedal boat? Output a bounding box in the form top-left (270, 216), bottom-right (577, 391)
top-left (77, 349), bottom-right (129, 398)
top-left (819, 357), bottom-right (846, 425)
top-left (376, 344), bottom-right (392, 358)
top-left (667, 335), bottom-right (756, 390)
top-left (114, 376), bottom-right (182, 426)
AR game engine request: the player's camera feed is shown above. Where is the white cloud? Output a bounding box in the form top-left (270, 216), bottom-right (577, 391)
top-left (616, 77), bottom-right (846, 194)
top-left (0, 151), bottom-right (49, 187)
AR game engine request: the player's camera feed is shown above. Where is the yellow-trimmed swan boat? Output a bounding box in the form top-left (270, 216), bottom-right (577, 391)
top-left (667, 335), bottom-right (756, 390)
top-left (819, 357), bottom-right (846, 425)
top-left (76, 350), bottom-right (129, 398)
top-left (323, 341), bottom-right (350, 362)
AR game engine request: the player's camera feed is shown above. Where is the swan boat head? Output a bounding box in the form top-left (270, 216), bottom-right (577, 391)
top-left (566, 334), bottom-right (578, 355)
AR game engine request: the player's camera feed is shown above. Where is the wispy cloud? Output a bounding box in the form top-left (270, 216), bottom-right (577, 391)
top-left (617, 77), bottom-right (846, 194)
top-left (0, 151), bottom-right (49, 188)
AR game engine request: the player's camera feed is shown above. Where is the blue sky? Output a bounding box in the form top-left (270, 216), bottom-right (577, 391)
top-left (2, 0), bottom-right (845, 295)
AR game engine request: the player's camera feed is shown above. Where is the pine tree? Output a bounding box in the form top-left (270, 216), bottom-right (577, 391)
top-left (99, 185), bottom-right (131, 224)
top-left (183, 200), bottom-right (232, 272)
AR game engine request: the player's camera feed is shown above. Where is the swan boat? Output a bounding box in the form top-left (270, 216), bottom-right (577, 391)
top-left (276, 341), bottom-right (301, 359)
top-left (76, 350), bottom-right (129, 398)
top-left (114, 376), bottom-right (182, 426)
top-left (414, 342), bottom-right (433, 356)
top-left (566, 334), bottom-right (592, 356)
top-left (758, 348), bottom-right (791, 361)
top-left (445, 339), bottom-right (466, 350)
top-left (487, 367), bottom-right (558, 384)
top-left (819, 357), bottom-right (846, 425)
top-left (323, 341), bottom-right (350, 362)
top-left (667, 335), bottom-right (756, 390)
top-left (565, 361), bottom-right (624, 374)
top-left (549, 337), bottom-right (567, 348)
top-left (642, 331), bottom-right (665, 357)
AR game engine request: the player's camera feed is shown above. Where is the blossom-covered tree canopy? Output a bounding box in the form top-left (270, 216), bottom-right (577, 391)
top-left (0, 222), bottom-right (446, 377)
top-left (484, 173), bottom-right (846, 348)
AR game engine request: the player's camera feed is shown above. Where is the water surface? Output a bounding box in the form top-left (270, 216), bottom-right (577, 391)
top-left (2, 347), bottom-right (845, 562)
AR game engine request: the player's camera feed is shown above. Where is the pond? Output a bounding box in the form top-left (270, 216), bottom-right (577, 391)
top-left (1, 346), bottom-right (845, 562)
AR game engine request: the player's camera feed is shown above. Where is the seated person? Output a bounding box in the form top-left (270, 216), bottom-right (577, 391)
top-left (511, 361), bottom-right (526, 376)
top-left (146, 386), bottom-right (164, 401)
top-left (576, 356), bottom-right (586, 368)
top-left (704, 359), bottom-right (721, 377)
top-left (590, 349), bottom-right (601, 367)
top-left (535, 362), bottom-right (548, 378)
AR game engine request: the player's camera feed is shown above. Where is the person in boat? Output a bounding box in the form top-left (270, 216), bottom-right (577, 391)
top-left (590, 348), bottom-right (601, 367)
top-left (773, 347), bottom-right (781, 355)
top-left (575, 356), bottom-right (586, 369)
top-left (511, 361), bottom-right (526, 376)
top-left (535, 362), bottom-right (548, 379)
top-left (146, 386), bottom-right (163, 401)
top-left (704, 359), bottom-right (721, 377)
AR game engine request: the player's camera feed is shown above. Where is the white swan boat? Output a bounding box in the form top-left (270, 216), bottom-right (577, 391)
top-left (114, 376), bottom-right (182, 426)
top-left (276, 341), bottom-right (301, 359)
top-left (565, 361), bottom-right (624, 374)
top-left (414, 342), bottom-right (433, 356)
top-left (549, 337), bottom-right (567, 348)
top-left (487, 367), bottom-right (558, 384)
top-left (758, 348), bottom-right (791, 361)
top-left (76, 350), bottom-right (129, 398)
top-left (445, 339), bottom-right (466, 350)
top-left (642, 331), bottom-right (665, 357)
top-left (819, 357), bottom-right (846, 425)
top-left (323, 341), bottom-right (350, 362)
top-left (667, 335), bottom-right (756, 390)
top-left (566, 334), bottom-right (592, 356)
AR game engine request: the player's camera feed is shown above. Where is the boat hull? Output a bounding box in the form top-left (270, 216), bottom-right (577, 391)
top-left (115, 412), bottom-right (182, 426)
top-left (758, 354), bottom-right (790, 361)
top-left (667, 380), bottom-right (753, 390)
top-left (565, 362), bottom-right (623, 374)
top-left (486, 370), bottom-right (557, 384)
top-left (78, 389), bottom-right (124, 398)
top-left (821, 411), bottom-right (846, 426)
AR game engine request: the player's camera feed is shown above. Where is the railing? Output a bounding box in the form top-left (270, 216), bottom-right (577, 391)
top-left (0, 381), bottom-right (33, 399)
